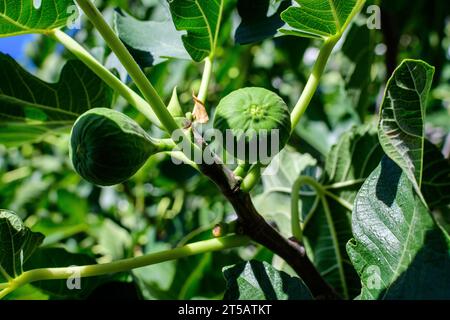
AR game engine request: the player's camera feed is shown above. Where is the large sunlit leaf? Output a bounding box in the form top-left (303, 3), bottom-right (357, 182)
top-left (0, 0), bottom-right (76, 37)
top-left (280, 0), bottom-right (365, 40)
top-left (0, 53), bottom-right (113, 146)
top-left (114, 10), bottom-right (190, 68)
top-left (378, 59), bottom-right (435, 197)
top-left (0, 210), bottom-right (44, 280)
top-left (347, 157), bottom-right (450, 299)
top-left (223, 260), bottom-right (313, 300)
top-left (168, 0), bottom-right (224, 61)
top-left (254, 128), bottom-right (384, 298)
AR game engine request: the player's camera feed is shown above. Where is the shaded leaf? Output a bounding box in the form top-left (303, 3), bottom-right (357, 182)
top-left (168, 0), bottom-right (224, 61)
top-left (347, 157), bottom-right (450, 299)
top-left (0, 210), bottom-right (44, 280)
top-left (422, 140), bottom-right (450, 209)
top-left (0, 0), bottom-right (76, 37)
top-left (24, 247), bottom-right (106, 299)
top-left (87, 281), bottom-right (141, 300)
top-left (0, 53), bottom-right (113, 145)
top-left (253, 148), bottom-right (317, 237)
top-left (235, 0), bottom-right (291, 45)
top-left (114, 9), bottom-right (190, 68)
top-left (341, 21), bottom-right (375, 121)
top-left (2, 284), bottom-right (49, 300)
top-left (223, 260), bottom-right (313, 300)
top-left (0, 123), bottom-right (55, 148)
top-left (133, 242), bottom-right (177, 300)
top-left (305, 125), bottom-right (383, 298)
top-left (323, 125), bottom-right (383, 187)
top-left (378, 59), bottom-right (435, 197)
top-left (280, 0), bottom-right (365, 40)
top-left (253, 130), bottom-right (384, 298)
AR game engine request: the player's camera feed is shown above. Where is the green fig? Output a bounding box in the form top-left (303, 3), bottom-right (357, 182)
top-left (70, 108), bottom-right (159, 186)
top-left (213, 87), bottom-right (291, 163)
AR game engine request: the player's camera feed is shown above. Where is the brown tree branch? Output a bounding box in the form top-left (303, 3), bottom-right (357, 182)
top-left (199, 161), bottom-right (339, 299)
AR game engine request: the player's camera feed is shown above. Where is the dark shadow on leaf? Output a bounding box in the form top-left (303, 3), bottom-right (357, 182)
top-left (223, 262), bottom-right (246, 300)
top-left (378, 229), bottom-right (450, 299)
top-left (422, 140), bottom-right (450, 209)
top-left (223, 260), bottom-right (313, 300)
top-left (124, 43), bottom-right (155, 69)
top-left (249, 260), bottom-right (278, 299)
top-left (115, 8), bottom-right (155, 68)
top-left (376, 157), bottom-right (402, 207)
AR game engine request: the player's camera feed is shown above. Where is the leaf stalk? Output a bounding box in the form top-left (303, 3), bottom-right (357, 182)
top-left (0, 235), bottom-right (249, 299)
top-left (75, 0), bottom-right (179, 134)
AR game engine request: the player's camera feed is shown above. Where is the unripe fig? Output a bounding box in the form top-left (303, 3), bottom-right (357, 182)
top-left (213, 87), bottom-right (291, 163)
top-left (70, 108), bottom-right (158, 186)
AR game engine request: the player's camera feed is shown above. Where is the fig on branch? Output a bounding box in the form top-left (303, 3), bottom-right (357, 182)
top-left (70, 108), bottom-right (160, 186)
top-left (213, 87), bottom-right (291, 163)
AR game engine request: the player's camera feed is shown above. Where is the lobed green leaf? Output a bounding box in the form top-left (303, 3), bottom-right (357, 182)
top-left (0, 53), bottom-right (113, 145)
top-left (378, 59), bottom-right (435, 198)
top-left (168, 0), bottom-right (224, 61)
top-left (0, 0), bottom-right (77, 37)
top-left (280, 0), bottom-right (365, 40)
top-left (0, 210), bottom-right (44, 280)
top-left (347, 157), bottom-right (450, 299)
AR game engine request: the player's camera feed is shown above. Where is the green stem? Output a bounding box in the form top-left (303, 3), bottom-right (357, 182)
top-left (323, 190), bottom-right (354, 212)
top-left (291, 176), bottom-right (324, 242)
top-left (75, 0), bottom-right (179, 134)
top-left (197, 57), bottom-right (213, 104)
top-left (154, 138), bottom-right (177, 152)
top-left (324, 178), bottom-right (366, 190)
top-left (0, 266), bottom-right (12, 282)
top-left (177, 220), bottom-right (220, 247)
top-left (0, 235), bottom-right (249, 299)
top-left (49, 29), bottom-right (162, 128)
top-left (240, 164), bottom-right (262, 192)
top-left (290, 36), bottom-right (339, 132)
top-left (264, 187), bottom-right (316, 196)
top-left (302, 195), bottom-right (320, 230)
top-left (160, 151), bottom-right (200, 172)
top-left (289, 0), bottom-right (364, 130)
top-left (233, 162), bottom-right (251, 178)
top-left (240, 37), bottom-right (340, 193)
